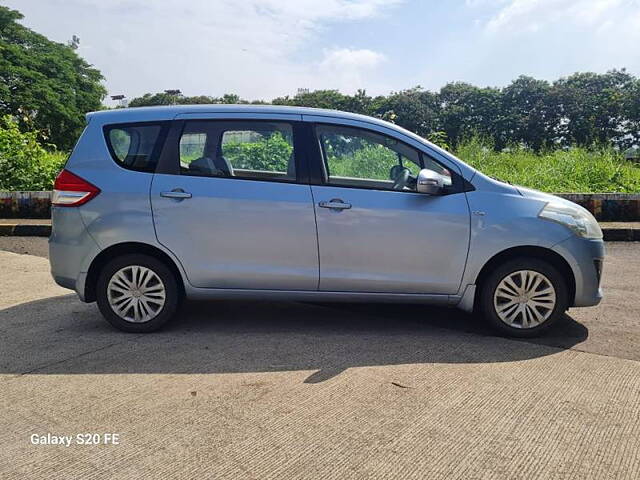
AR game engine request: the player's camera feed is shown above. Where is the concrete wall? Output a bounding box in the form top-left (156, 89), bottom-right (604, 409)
top-left (1, 191), bottom-right (640, 221)
top-left (556, 194), bottom-right (640, 222)
top-left (0, 192), bottom-right (52, 219)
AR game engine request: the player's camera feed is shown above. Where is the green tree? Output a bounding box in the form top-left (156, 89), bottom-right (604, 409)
top-left (501, 76), bottom-right (552, 151)
top-left (623, 78), bottom-right (640, 149)
top-left (0, 115), bottom-right (65, 190)
top-left (130, 74), bottom-right (640, 152)
top-left (129, 93), bottom-right (212, 107)
top-left (549, 70), bottom-right (636, 148)
top-left (373, 86), bottom-right (440, 138)
top-left (128, 92), bottom-right (251, 107)
top-left (438, 82), bottom-right (503, 148)
top-left (0, 6), bottom-right (106, 150)
top-left (276, 89), bottom-right (375, 114)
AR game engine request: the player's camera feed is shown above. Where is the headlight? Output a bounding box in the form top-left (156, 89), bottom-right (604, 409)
top-left (538, 201), bottom-right (603, 239)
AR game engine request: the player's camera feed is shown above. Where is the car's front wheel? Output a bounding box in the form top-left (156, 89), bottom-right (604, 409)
top-left (96, 254), bottom-right (179, 333)
top-left (479, 258), bottom-right (569, 337)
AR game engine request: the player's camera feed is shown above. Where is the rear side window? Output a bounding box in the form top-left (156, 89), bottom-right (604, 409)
top-left (178, 121), bottom-right (296, 182)
top-left (104, 123), bottom-right (164, 172)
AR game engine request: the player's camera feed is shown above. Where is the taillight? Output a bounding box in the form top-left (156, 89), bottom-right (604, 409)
top-left (52, 169), bottom-right (101, 207)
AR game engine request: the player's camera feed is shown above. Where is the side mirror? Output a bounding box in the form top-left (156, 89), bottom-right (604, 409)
top-left (416, 168), bottom-right (444, 195)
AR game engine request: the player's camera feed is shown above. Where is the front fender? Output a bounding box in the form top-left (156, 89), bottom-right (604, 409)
top-left (460, 189), bottom-right (573, 291)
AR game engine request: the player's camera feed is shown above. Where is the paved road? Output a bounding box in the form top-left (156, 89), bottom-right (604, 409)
top-left (1, 238), bottom-right (639, 479)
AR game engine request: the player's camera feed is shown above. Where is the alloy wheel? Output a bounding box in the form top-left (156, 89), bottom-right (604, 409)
top-left (493, 269), bottom-right (557, 329)
top-left (107, 265), bottom-right (166, 323)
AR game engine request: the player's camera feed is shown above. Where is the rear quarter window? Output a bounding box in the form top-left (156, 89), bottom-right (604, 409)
top-left (104, 123), bottom-right (165, 172)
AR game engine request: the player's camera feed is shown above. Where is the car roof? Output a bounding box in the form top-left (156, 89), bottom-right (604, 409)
top-left (88, 104), bottom-right (420, 150)
top-left (88, 104), bottom-right (384, 125)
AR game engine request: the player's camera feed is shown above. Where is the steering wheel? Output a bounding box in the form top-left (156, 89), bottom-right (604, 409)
top-left (391, 166), bottom-right (410, 190)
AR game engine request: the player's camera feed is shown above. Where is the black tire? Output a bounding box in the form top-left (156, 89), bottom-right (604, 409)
top-left (96, 254), bottom-right (180, 333)
top-left (479, 257), bottom-right (569, 338)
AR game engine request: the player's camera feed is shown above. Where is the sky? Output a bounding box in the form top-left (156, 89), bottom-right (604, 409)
top-left (5, 0), bottom-right (640, 106)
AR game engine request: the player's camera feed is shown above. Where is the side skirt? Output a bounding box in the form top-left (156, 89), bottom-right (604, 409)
top-left (185, 286), bottom-right (460, 306)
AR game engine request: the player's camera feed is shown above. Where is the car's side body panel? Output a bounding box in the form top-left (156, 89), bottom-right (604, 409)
top-left (301, 115), bottom-right (471, 295)
top-left (310, 185), bottom-right (470, 294)
top-left (459, 175), bottom-right (569, 288)
top-left (151, 174), bottom-right (319, 290)
top-left (148, 114), bottom-right (320, 290)
top-left (50, 114), bottom-right (185, 300)
top-left (456, 172), bottom-right (603, 308)
top-left (49, 206), bottom-right (101, 292)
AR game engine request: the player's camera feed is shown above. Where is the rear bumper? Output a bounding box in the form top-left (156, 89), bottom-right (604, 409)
top-left (52, 275), bottom-right (76, 290)
top-left (552, 236), bottom-right (605, 307)
top-left (49, 207), bottom-right (101, 301)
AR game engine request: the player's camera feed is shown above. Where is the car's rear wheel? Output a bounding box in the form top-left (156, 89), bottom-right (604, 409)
top-left (479, 258), bottom-right (569, 337)
top-left (96, 254), bottom-right (179, 332)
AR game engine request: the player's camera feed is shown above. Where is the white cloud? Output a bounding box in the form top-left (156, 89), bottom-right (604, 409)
top-left (253, 0), bottom-right (404, 22)
top-left (451, 0), bottom-right (640, 91)
top-left (317, 48), bottom-right (387, 90)
top-left (5, 0), bottom-right (402, 103)
top-left (475, 0), bottom-right (640, 33)
top-left (464, 0), bottom-right (510, 6)
top-left (320, 48), bottom-right (386, 70)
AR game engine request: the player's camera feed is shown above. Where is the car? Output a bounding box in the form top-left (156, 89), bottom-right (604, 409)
top-left (49, 105), bottom-right (604, 337)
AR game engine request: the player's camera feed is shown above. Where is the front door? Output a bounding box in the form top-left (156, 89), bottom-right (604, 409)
top-left (311, 124), bottom-right (470, 294)
top-left (151, 120), bottom-right (319, 290)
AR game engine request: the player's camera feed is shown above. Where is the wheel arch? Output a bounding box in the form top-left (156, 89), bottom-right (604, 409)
top-left (84, 242), bottom-right (186, 302)
top-left (473, 245), bottom-right (576, 308)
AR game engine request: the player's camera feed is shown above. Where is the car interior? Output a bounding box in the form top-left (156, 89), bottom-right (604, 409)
top-left (179, 122), bottom-right (296, 181)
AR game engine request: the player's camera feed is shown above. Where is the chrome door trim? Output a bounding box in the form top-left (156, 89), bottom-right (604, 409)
top-left (160, 190), bottom-right (192, 199)
top-left (318, 200), bottom-right (351, 210)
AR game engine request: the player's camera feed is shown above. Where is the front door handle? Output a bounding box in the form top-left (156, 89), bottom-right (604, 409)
top-left (160, 189), bottom-right (192, 199)
top-left (319, 199), bottom-right (351, 210)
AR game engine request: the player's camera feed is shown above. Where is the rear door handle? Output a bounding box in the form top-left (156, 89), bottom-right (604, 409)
top-left (160, 189), bottom-right (192, 199)
top-left (319, 199), bottom-right (351, 210)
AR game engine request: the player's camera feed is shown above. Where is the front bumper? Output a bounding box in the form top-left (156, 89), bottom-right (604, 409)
top-left (552, 235), bottom-right (605, 307)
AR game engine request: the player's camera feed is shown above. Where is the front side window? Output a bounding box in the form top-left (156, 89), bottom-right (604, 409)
top-left (105, 124), bottom-right (164, 172)
top-left (317, 125), bottom-right (441, 192)
top-left (179, 121), bottom-right (295, 181)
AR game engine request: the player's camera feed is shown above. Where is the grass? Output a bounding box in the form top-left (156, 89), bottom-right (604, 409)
top-left (455, 138), bottom-right (640, 193)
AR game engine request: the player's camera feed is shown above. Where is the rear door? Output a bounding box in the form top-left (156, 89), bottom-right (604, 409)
top-left (151, 118), bottom-right (319, 290)
top-left (308, 121), bottom-right (470, 294)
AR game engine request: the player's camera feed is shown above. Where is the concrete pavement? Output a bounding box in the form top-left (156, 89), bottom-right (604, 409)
top-left (0, 240), bottom-right (639, 479)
